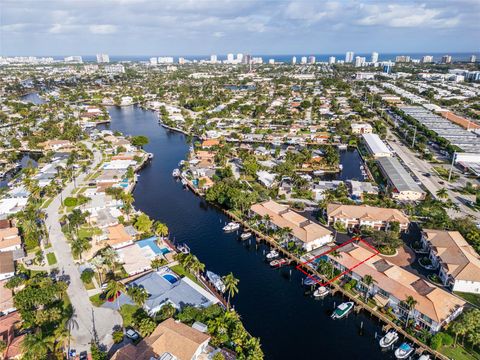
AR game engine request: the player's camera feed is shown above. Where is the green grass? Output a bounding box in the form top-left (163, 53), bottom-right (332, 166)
top-left (170, 264), bottom-right (201, 286)
top-left (455, 292), bottom-right (480, 307)
top-left (84, 280), bottom-right (95, 290)
top-left (90, 293), bottom-right (106, 307)
top-left (46, 252), bottom-right (57, 265)
top-left (119, 304), bottom-right (141, 327)
top-left (440, 345), bottom-right (480, 360)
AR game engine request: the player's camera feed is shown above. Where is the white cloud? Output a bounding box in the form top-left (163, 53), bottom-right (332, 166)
top-left (89, 24), bottom-right (117, 34)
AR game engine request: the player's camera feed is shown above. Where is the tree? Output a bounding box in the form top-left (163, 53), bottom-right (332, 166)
top-left (151, 257), bottom-right (168, 270)
top-left (71, 237), bottom-right (91, 260)
top-left (131, 135), bottom-right (149, 148)
top-left (362, 275), bottom-right (376, 302)
top-left (91, 342), bottom-right (107, 360)
top-left (138, 317), bottom-right (156, 337)
top-left (223, 273), bottom-right (239, 310)
top-left (80, 269), bottom-right (95, 284)
top-left (403, 295), bottom-right (418, 326)
top-left (105, 280), bottom-right (126, 310)
top-left (21, 330), bottom-right (54, 360)
top-left (155, 303), bottom-right (176, 322)
top-left (154, 221), bottom-right (169, 238)
top-left (127, 286), bottom-right (148, 307)
top-left (134, 213), bottom-right (153, 233)
top-left (112, 330), bottom-right (124, 344)
top-left (436, 188), bottom-right (448, 199)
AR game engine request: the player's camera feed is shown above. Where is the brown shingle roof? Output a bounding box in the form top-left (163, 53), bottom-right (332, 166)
top-left (0, 252), bottom-right (14, 274)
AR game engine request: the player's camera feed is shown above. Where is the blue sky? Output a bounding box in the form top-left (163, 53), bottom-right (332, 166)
top-left (1, 0), bottom-right (479, 56)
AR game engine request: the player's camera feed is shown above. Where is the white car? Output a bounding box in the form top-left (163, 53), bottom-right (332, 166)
top-left (125, 329), bottom-right (139, 341)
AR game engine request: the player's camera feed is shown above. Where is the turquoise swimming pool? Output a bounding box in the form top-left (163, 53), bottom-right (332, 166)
top-left (137, 237), bottom-right (170, 255)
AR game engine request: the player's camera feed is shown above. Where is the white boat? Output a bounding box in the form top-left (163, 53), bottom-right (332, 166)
top-left (181, 178), bottom-right (188, 186)
top-left (313, 170), bottom-right (325, 176)
top-left (338, 144), bottom-right (348, 150)
top-left (177, 244), bottom-right (190, 254)
top-left (266, 250), bottom-right (279, 260)
top-left (206, 270), bottom-right (226, 293)
top-left (331, 302), bottom-right (354, 319)
top-left (179, 160), bottom-right (185, 166)
top-left (223, 222), bottom-right (240, 232)
top-left (338, 164), bottom-right (343, 170)
top-left (313, 286), bottom-right (329, 298)
top-left (395, 343), bottom-right (414, 359)
top-left (379, 330), bottom-right (399, 348)
top-left (147, 153), bottom-right (154, 159)
top-left (240, 232), bottom-right (252, 240)
top-left (172, 169), bottom-right (181, 177)
top-left (418, 355), bottom-right (430, 360)
top-left (269, 258), bottom-right (287, 268)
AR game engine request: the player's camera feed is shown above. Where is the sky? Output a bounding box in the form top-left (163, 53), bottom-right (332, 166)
top-left (1, 0), bottom-right (479, 56)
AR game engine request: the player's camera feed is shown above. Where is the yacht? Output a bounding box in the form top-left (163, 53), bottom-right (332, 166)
top-left (206, 270), bottom-right (226, 293)
top-left (313, 170), bottom-right (325, 176)
top-left (172, 169), bottom-right (181, 177)
top-left (379, 330), bottom-right (399, 348)
top-left (417, 355), bottom-right (430, 360)
top-left (331, 302), bottom-right (354, 319)
top-left (266, 249), bottom-right (279, 260)
top-left (147, 153), bottom-right (154, 159)
top-left (240, 232), bottom-right (252, 240)
top-left (394, 343), bottom-right (414, 359)
top-left (223, 222), bottom-right (240, 232)
top-left (313, 286), bottom-right (329, 298)
top-left (303, 275), bottom-right (321, 286)
top-left (270, 258), bottom-right (288, 268)
top-left (181, 178), bottom-right (188, 186)
top-left (177, 244), bottom-right (190, 254)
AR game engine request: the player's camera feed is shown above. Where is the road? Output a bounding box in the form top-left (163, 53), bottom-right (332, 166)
top-left (44, 143), bottom-right (122, 353)
top-left (386, 133), bottom-right (479, 221)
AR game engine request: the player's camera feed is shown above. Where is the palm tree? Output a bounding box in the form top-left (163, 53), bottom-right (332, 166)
top-left (154, 221), bottom-right (169, 238)
top-left (329, 250), bottom-right (341, 278)
top-left (105, 280), bottom-right (126, 310)
top-left (127, 286), bottom-right (148, 307)
top-left (223, 272), bottom-right (239, 310)
top-left (436, 188), bottom-right (448, 199)
top-left (151, 257), bottom-right (168, 270)
top-left (362, 275), bottom-right (376, 302)
top-left (121, 192), bottom-right (134, 221)
top-left (71, 237), bottom-right (91, 261)
top-left (403, 295), bottom-right (418, 327)
top-left (450, 320), bottom-right (467, 347)
top-left (21, 330), bottom-right (54, 360)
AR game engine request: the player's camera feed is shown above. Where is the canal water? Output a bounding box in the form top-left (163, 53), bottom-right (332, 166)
top-left (103, 105), bottom-right (395, 360)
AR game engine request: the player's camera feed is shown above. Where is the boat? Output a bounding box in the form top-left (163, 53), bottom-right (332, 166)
top-left (313, 286), bottom-right (329, 298)
top-left (177, 244), bottom-right (190, 254)
top-left (172, 169), bottom-right (181, 177)
top-left (394, 343), bottom-right (414, 359)
top-left (206, 270), bottom-right (226, 293)
top-left (338, 164), bottom-right (343, 170)
top-left (303, 275), bottom-right (321, 286)
top-left (147, 152), bottom-right (154, 159)
top-left (181, 178), bottom-right (188, 186)
top-left (379, 330), bottom-right (399, 348)
top-left (417, 355), bottom-right (430, 360)
top-left (240, 232), bottom-right (252, 240)
top-left (266, 250), bottom-right (279, 260)
top-left (270, 258), bottom-right (288, 268)
top-left (331, 302), bottom-right (354, 319)
top-left (313, 170), bottom-right (325, 176)
top-left (178, 160), bottom-right (185, 166)
top-left (338, 144), bottom-right (348, 150)
top-left (223, 222), bottom-right (240, 232)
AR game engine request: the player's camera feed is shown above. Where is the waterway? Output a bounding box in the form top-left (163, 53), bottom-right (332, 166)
top-left (103, 105), bottom-right (395, 359)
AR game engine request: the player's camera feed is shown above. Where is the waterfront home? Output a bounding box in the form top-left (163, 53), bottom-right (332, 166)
top-left (201, 139), bottom-right (220, 148)
top-left (110, 318), bottom-right (211, 360)
top-left (106, 224), bottom-right (135, 249)
top-left (0, 312), bottom-right (24, 359)
top-left (362, 133), bottom-right (392, 158)
top-left (95, 169), bottom-right (127, 184)
top-left (347, 180), bottom-right (379, 200)
top-left (326, 204), bottom-right (409, 231)
top-left (0, 252), bottom-right (15, 281)
top-left (0, 227), bottom-right (21, 253)
top-left (250, 200), bottom-right (333, 252)
top-left (351, 123), bottom-right (373, 134)
top-left (116, 244), bottom-right (153, 276)
top-left (37, 139), bottom-right (73, 152)
top-left (312, 181), bottom-right (343, 201)
top-left (193, 151), bottom-right (216, 168)
top-left (0, 198), bottom-right (28, 219)
top-left (376, 157), bottom-right (426, 201)
top-left (326, 242), bottom-right (465, 333)
top-left (256, 170), bottom-right (277, 188)
top-left (421, 229), bottom-right (480, 294)
top-left (0, 280), bottom-right (15, 315)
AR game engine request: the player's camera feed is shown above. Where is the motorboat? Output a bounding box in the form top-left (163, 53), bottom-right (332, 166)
top-left (331, 302), bottom-right (354, 319)
top-left (338, 144), bottom-right (348, 150)
top-left (223, 222), bottom-right (240, 232)
top-left (313, 286), bottom-right (329, 298)
top-left (147, 153), bottom-right (154, 159)
top-left (313, 170), bottom-right (325, 176)
top-left (338, 164), bottom-right (343, 170)
top-left (394, 343), bottom-right (414, 359)
top-left (206, 270), bottom-right (226, 293)
top-left (172, 169), bottom-right (181, 177)
top-left (240, 232), bottom-right (252, 240)
top-left (417, 355), bottom-right (430, 360)
top-left (303, 275), bottom-right (321, 286)
top-left (266, 249), bottom-right (279, 260)
top-left (177, 243), bottom-right (190, 254)
top-left (379, 330), bottom-right (399, 348)
top-left (270, 258), bottom-right (288, 268)
top-left (178, 160), bottom-right (185, 166)
top-left (181, 178), bottom-right (188, 186)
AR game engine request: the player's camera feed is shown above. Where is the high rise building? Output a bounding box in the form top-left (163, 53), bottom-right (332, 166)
top-left (292, 56), bottom-right (297, 65)
top-left (64, 56), bottom-right (83, 63)
top-left (237, 53), bottom-right (243, 62)
top-left (442, 55), bottom-right (452, 64)
top-left (149, 57), bottom-right (158, 65)
top-left (383, 65), bottom-right (392, 74)
top-left (395, 55), bottom-right (411, 63)
top-left (243, 54), bottom-right (252, 64)
top-left (345, 51), bottom-right (354, 63)
top-left (308, 56), bottom-right (316, 64)
top-left (355, 56), bottom-right (366, 67)
top-left (300, 56), bottom-right (307, 64)
top-left (328, 56), bottom-right (336, 64)
top-left (227, 53), bottom-right (234, 62)
top-left (371, 52), bottom-right (379, 63)
top-left (421, 55), bottom-right (434, 63)
top-left (210, 55), bottom-right (217, 63)
top-left (471, 55), bottom-right (477, 63)
top-left (158, 57), bottom-right (174, 64)
top-left (96, 54), bottom-right (110, 63)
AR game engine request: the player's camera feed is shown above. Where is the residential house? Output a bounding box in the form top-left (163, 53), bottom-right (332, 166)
top-left (0, 312), bottom-right (24, 359)
top-left (106, 224), bottom-right (134, 249)
top-left (351, 123), bottom-right (373, 134)
top-left (0, 280), bottom-right (15, 315)
top-left (38, 140), bottom-right (73, 152)
top-left (256, 170), bottom-right (277, 188)
top-left (250, 200), bottom-right (333, 252)
top-left (348, 180), bottom-right (379, 200)
top-left (326, 204), bottom-right (409, 230)
top-left (421, 229), bottom-right (480, 294)
top-left (201, 139), bottom-right (220, 149)
top-left (0, 252), bottom-right (15, 281)
top-left (0, 227), bottom-right (21, 253)
top-left (110, 318), bottom-right (211, 360)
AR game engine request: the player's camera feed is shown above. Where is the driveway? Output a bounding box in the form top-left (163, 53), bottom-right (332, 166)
top-left (44, 143), bottom-right (122, 353)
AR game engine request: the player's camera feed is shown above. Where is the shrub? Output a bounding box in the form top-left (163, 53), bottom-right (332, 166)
top-left (112, 330), bottom-right (124, 344)
top-left (64, 197), bottom-right (78, 207)
top-left (441, 333), bottom-right (453, 347)
top-left (430, 333), bottom-right (443, 350)
top-left (80, 269), bottom-right (95, 284)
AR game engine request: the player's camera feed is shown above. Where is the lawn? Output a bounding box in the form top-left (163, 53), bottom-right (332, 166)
top-left (170, 264), bottom-right (201, 286)
top-left (90, 293), bottom-right (106, 307)
top-left (119, 304), bottom-right (141, 327)
top-left (46, 252), bottom-right (57, 265)
top-left (455, 292), bottom-right (480, 307)
top-left (84, 280), bottom-right (96, 290)
top-left (441, 345), bottom-right (480, 360)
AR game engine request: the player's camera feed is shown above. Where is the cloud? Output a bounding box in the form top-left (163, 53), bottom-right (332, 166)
top-left (89, 24), bottom-right (117, 34)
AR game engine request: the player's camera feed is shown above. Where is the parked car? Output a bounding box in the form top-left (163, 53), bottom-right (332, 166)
top-left (125, 329), bottom-right (139, 341)
top-left (79, 351), bottom-right (88, 360)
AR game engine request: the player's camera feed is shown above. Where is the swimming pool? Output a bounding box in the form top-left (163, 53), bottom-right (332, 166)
top-left (137, 237), bottom-right (170, 255)
top-left (163, 274), bottom-right (178, 284)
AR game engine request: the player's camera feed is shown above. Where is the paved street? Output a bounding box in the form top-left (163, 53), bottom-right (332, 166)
top-left (44, 143), bottom-right (122, 353)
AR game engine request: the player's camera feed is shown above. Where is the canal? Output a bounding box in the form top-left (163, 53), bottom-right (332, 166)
top-left (104, 105), bottom-right (394, 360)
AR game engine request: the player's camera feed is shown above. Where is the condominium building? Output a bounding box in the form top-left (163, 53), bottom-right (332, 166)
top-left (355, 56), bottom-right (366, 67)
top-left (422, 55), bottom-right (434, 63)
top-left (96, 53), bottom-right (110, 63)
top-left (345, 51), bottom-right (354, 63)
top-left (395, 55), bottom-right (411, 63)
top-left (328, 56), bottom-right (336, 64)
top-left (442, 55), bottom-right (452, 64)
top-left (371, 52), bottom-right (379, 63)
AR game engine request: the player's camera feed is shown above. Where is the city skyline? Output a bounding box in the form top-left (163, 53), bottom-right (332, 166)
top-left (1, 0), bottom-right (479, 56)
